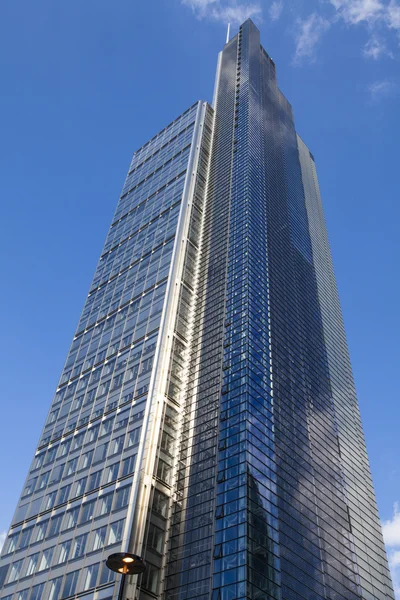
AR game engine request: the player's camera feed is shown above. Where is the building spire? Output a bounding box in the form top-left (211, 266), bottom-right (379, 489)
top-left (226, 22), bottom-right (230, 44)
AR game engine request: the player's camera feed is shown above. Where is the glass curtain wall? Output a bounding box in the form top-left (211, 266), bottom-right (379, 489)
top-left (0, 101), bottom-right (211, 600)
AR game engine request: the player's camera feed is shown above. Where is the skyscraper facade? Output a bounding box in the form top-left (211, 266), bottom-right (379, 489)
top-left (0, 19), bottom-right (394, 600)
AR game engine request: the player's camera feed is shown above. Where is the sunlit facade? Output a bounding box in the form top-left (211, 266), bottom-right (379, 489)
top-left (0, 19), bottom-right (394, 600)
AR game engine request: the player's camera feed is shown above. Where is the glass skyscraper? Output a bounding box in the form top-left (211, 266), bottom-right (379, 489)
top-left (0, 19), bottom-right (394, 600)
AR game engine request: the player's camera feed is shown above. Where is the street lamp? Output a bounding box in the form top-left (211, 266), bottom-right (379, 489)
top-left (106, 552), bottom-right (146, 600)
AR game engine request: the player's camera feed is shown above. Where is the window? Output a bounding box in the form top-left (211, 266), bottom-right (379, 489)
top-left (86, 424), bottom-right (100, 443)
top-left (121, 454), bottom-right (135, 477)
top-left (66, 457), bottom-right (78, 476)
top-left (98, 492), bottom-right (113, 516)
top-left (25, 552), bottom-right (39, 576)
top-left (38, 546), bottom-right (54, 571)
top-left (115, 485), bottom-right (130, 510)
top-left (62, 570), bottom-right (79, 598)
top-left (85, 388), bottom-right (97, 404)
top-left (109, 435), bottom-right (124, 456)
top-left (99, 379), bottom-right (111, 396)
top-left (58, 484), bottom-right (71, 505)
top-left (37, 471), bottom-right (49, 490)
top-left (115, 409), bottom-right (129, 430)
top-left (148, 523), bottom-right (164, 554)
top-left (3, 532), bottom-right (19, 554)
top-left (44, 447), bottom-right (57, 465)
top-left (112, 373), bottom-right (124, 390)
top-left (127, 427), bottom-right (140, 447)
top-left (80, 499), bottom-right (96, 524)
top-left (48, 576), bottom-right (63, 600)
top-left (82, 563), bottom-right (99, 591)
top-left (30, 583), bottom-right (45, 600)
top-left (63, 506), bottom-right (79, 530)
top-left (160, 431), bottom-right (175, 456)
top-left (45, 491), bottom-right (57, 510)
top-left (107, 520), bottom-right (124, 545)
top-left (80, 449), bottom-right (93, 470)
top-left (152, 489), bottom-right (168, 518)
top-left (87, 470), bottom-right (102, 492)
top-left (91, 368), bottom-right (102, 384)
top-left (71, 533), bottom-right (88, 559)
top-left (7, 558), bottom-right (23, 583)
top-left (57, 540), bottom-right (71, 564)
top-left (100, 416), bottom-right (114, 437)
top-left (78, 374), bottom-right (89, 390)
top-left (34, 519), bottom-right (49, 542)
top-left (99, 562), bottom-right (115, 585)
top-left (156, 459), bottom-right (172, 485)
top-left (59, 438), bottom-right (72, 457)
top-left (50, 463), bottom-right (65, 485)
top-left (104, 462), bottom-right (119, 484)
top-left (18, 526), bottom-right (33, 550)
top-left (94, 442), bottom-right (108, 463)
top-left (72, 432), bottom-right (85, 451)
top-left (17, 590), bottom-right (29, 600)
top-left (72, 394), bottom-right (84, 411)
top-left (92, 525), bottom-right (107, 551)
top-left (141, 562), bottom-right (159, 595)
top-left (48, 514), bottom-right (62, 537)
top-left (74, 476), bottom-right (87, 496)
top-left (33, 452), bottom-right (45, 469)
top-left (24, 476), bottom-right (37, 496)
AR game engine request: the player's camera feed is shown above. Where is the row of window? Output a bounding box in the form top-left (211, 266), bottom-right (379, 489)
top-left (6, 486), bottom-right (131, 558)
top-left (115, 148), bottom-right (191, 222)
top-left (5, 519), bottom-right (125, 585)
top-left (3, 558), bottom-right (116, 600)
top-left (25, 424), bottom-right (140, 499)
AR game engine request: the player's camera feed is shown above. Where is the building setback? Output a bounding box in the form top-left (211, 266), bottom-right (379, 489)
top-left (0, 18), bottom-right (394, 600)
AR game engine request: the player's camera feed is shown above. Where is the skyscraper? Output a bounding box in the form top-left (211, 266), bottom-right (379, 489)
top-left (0, 18), bottom-right (394, 600)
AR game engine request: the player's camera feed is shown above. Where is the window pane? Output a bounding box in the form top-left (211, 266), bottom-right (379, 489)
top-left (92, 526), bottom-right (107, 551)
top-left (83, 563), bottom-right (99, 591)
top-left (57, 540), bottom-right (71, 564)
top-left (107, 520), bottom-right (124, 545)
top-left (30, 583), bottom-right (45, 600)
top-left (48, 576), bottom-right (63, 600)
top-left (7, 559), bottom-right (23, 583)
top-left (26, 552), bottom-right (39, 576)
top-left (80, 500), bottom-right (96, 524)
top-left (38, 546), bottom-right (54, 571)
top-left (115, 485), bottom-right (130, 510)
top-left (71, 533), bottom-right (87, 559)
top-left (62, 570), bottom-right (79, 598)
top-left (99, 493), bottom-right (113, 516)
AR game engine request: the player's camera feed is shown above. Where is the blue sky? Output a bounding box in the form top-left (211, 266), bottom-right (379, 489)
top-left (0, 0), bottom-right (399, 591)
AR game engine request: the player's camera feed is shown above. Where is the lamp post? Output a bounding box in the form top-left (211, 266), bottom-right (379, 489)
top-left (106, 552), bottom-right (146, 600)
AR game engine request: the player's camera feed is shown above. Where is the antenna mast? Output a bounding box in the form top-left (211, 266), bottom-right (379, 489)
top-left (226, 23), bottom-right (231, 44)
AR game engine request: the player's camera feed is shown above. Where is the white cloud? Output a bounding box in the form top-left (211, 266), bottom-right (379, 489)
top-left (387, 0), bottom-right (400, 29)
top-left (182, 0), bottom-right (217, 6)
top-left (0, 531), bottom-right (6, 553)
top-left (182, 0), bottom-right (262, 25)
top-left (388, 551), bottom-right (400, 599)
top-left (382, 503), bottom-right (400, 597)
top-left (293, 13), bottom-right (330, 64)
top-left (214, 3), bottom-right (262, 25)
top-left (182, 0), bottom-right (400, 63)
top-left (329, 0), bottom-right (385, 24)
top-left (383, 502), bottom-right (400, 546)
top-left (269, 0), bottom-right (283, 21)
top-left (368, 78), bottom-right (396, 100)
top-left (364, 34), bottom-right (393, 58)
top-left (328, 0), bottom-right (400, 57)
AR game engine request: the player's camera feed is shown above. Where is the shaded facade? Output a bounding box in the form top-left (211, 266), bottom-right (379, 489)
top-left (0, 19), bottom-right (394, 600)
